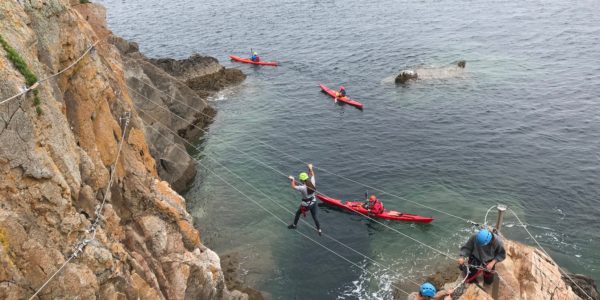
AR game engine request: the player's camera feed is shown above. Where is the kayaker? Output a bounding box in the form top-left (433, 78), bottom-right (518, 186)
top-left (363, 195), bottom-right (384, 215)
top-left (250, 51), bottom-right (260, 62)
top-left (458, 228), bottom-right (506, 285)
top-left (336, 86), bottom-right (347, 98)
top-left (287, 163), bottom-right (322, 235)
top-left (407, 282), bottom-right (454, 300)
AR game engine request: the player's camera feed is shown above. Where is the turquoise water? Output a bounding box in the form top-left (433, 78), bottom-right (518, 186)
top-left (99, 0), bottom-right (600, 298)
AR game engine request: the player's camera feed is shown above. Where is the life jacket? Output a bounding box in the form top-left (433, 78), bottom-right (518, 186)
top-left (371, 201), bottom-right (384, 215)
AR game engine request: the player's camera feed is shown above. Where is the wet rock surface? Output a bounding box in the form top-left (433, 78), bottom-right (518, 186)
top-left (395, 60), bottom-right (467, 84)
top-left (220, 253), bottom-right (270, 300)
top-left (112, 35), bottom-right (237, 194)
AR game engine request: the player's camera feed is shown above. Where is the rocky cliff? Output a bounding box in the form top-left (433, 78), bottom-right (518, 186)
top-left (0, 0), bottom-right (246, 299)
top-left (395, 239), bottom-right (599, 300)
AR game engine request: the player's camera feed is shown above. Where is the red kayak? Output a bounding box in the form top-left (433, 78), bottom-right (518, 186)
top-left (319, 84), bottom-right (364, 109)
top-left (317, 194), bottom-right (434, 223)
top-left (229, 55), bottom-right (278, 66)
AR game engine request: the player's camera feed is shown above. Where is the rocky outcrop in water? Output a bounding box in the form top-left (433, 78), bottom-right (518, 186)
top-left (394, 240), bottom-right (599, 300)
top-left (395, 60), bottom-right (466, 84)
top-left (0, 0), bottom-right (247, 299)
top-left (149, 55), bottom-right (246, 96)
top-left (74, 3), bottom-right (244, 194)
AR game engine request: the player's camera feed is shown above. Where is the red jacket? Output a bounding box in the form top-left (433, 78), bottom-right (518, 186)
top-left (371, 200), bottom-right (384, 215)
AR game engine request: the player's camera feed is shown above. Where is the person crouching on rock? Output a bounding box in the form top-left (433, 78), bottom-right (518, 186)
top-left (457, 229), bottom-right (506, 285)
top-left (287, 163), bottom-right (322, 236)
top-left (407, 282), bottom-right (454, 300)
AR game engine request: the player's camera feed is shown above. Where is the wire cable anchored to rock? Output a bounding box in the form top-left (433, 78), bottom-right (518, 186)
top-left (28, 112), bottom-right (130, 300)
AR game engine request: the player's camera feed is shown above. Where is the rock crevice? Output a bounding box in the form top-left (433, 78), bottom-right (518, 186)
top-left (0, 1), bottom-right (249, 299)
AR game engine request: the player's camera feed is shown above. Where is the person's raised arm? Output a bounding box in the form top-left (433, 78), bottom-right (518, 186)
top-left (288, 176), bottom-right (297, 189)
top-left (307, 163), bottom-right (314, 178)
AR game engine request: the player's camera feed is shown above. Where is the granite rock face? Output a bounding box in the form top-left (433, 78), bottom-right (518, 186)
top-left (395, 239), bottom-right (597, 300)
top-left (0, 1), bottom-right (245, 299)
top-left (74, 6), bottom-right (243, 194)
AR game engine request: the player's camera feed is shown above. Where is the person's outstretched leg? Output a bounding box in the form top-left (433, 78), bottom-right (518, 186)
top-left (309, 204), bottom-right (321, 234)
top-left (289, 207), bottom-right (301, 229)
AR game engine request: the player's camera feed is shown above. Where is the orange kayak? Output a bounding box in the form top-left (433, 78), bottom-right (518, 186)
top-left (229, 55), bottom-right (278, 66)
top-left (319, 84), bottom-right (363, 109)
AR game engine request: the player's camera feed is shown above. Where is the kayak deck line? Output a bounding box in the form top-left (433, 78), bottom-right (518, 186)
top-left (319, 84), bottom-right (364, 109)
top-left (229, 55), bottom-right (278, 66)
top-left (317, 194), bottom-right (434, 223)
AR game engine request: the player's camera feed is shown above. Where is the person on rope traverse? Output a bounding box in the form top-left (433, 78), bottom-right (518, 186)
top-left (250, 51), bottom-right (260, 62)
top-left (287, 163), bottom-right (322, 236)
top-left (457, 228), bottom-right (506, 285)
top-left (363, 195), bottom-right (384, 215)
top-left (336, 86), bottom-right (347, 99)
top-left (407, 282), bottom-right (454, 300)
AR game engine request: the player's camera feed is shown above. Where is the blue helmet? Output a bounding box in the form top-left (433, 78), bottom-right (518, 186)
top-left (476, 229), bottom-right (493, 246)
top-left (419, 282), bottom-right (436, 297)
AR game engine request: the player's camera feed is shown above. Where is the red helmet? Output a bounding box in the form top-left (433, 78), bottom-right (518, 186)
top-left (369, 195), bottom-right (377, 202)
top-left (340, 86), bottom-right (345, 91)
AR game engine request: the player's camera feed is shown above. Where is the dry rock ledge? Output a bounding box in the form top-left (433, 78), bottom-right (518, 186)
top-left (0, 0), bottom-right (252, 299)
top-left (393, 239), bottom-right (599, 300)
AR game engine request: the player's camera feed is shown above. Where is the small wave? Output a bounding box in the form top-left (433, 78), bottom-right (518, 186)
top-left (553, 207), bottom-right (566, 220)
top-left (337, 259), bottom-right (404, 300)
top-left (209, 91), bottom-right (227, 102)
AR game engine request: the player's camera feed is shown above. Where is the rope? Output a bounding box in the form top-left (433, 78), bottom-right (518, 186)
top-left (142, 107), bottom-right (522, 298)
top-left (130, 91), bottom-right (460, 262)
top-left (509, 209), bottom-right (593, 300)
top-left (131, 83), bottom-right (528, 298)
top-left (28, 112), bottom-right (130, 300)
top-left (142, 113), bottom-right (424, 289)
top-left (130, 79), bottom-right (472, 223)
top-left (89, 112), bottom-right (130, 240)
top-left (198, 158), bottom-right (412, 296)
top-left (37, 41), bottom-right (99, 82)
top-left (0, 84), bottom-right (34, 105)
top-left (483, 204), bottom-right (496, 226)
top-left (0, 41), bottom-right (99, 106)
top-left (450, 265), bottom-right (472, 297)
top-left (254, 140), bottom-right (473, 223)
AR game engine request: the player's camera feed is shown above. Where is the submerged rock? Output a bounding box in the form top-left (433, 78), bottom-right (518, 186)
top-left (395, 69), bottom-right (418, 84)
top-left (395, 60), bottom-right (467, 84)
top-left (221, 253), bottom-right (270, 300)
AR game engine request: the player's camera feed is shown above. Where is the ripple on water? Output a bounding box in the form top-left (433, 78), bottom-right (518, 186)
top-left (98, 0), bottom-right (600, 297)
